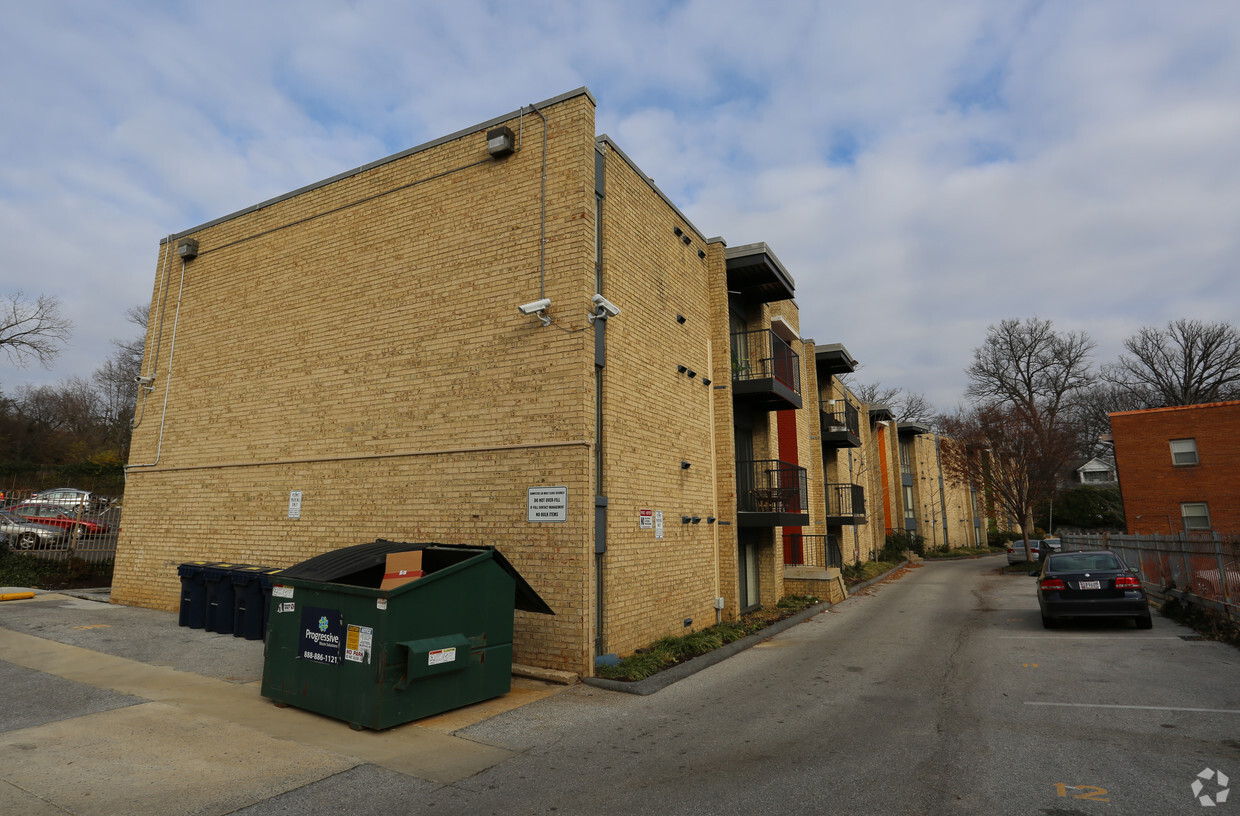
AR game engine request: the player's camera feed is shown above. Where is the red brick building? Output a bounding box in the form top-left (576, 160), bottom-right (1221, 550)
top-left (1110, 400), bottom-right (1240, 535)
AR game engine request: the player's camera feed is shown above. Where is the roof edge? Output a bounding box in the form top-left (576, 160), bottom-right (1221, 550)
top-left (164, 87), bottom-right (596, 244)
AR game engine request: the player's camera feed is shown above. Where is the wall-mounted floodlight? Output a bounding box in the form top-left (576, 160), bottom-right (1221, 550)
top-left (487, 126), bottom-right (515, 157)
top-left (517, 298), bottom-right (551, 326)
top-left (176, 238), bottom-right (199, 260)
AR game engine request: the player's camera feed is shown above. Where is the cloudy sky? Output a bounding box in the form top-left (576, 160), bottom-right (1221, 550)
top-left (2, 1), bottom-right (1238, 411)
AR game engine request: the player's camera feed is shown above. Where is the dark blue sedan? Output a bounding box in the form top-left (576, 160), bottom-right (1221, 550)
top-left (1036, 550), bottom-right (1153, 630)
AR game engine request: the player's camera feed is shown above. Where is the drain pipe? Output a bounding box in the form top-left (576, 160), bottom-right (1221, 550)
top-left (132, 236), bottom-right (176, 430)
top-left (525, 101), bottom-right (548, 300)
top-left (127, 255), bottom-right (189, 471)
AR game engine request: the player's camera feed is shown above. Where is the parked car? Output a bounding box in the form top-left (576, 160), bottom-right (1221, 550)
top-left (7, 503), bottom-right (111, 539)
top-left (1035, 549), bottom-right (1152, 629)
top-left (1006, 538), bottom-right (1062, 565)
top-left (1190, 559), bottom-right (1240, 599)
top-left (0, 510), bottom-right (69, 550)
top-left (29, 487), bottom-right (104, 511)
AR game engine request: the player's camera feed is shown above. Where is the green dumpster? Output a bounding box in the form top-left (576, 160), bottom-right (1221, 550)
top-left (260, 540), bottom-right (553, 730)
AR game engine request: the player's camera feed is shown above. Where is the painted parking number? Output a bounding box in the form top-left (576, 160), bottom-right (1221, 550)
top-left (1054, 783), bottom-right (1109, 802)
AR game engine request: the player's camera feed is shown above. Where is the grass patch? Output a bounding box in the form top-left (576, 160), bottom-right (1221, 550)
top-left (595, 595), bottom-right (822, 682)
top-left (842, 560), bottom-right (901, 587)
top-left (0, 551), bottom-right (113, 590)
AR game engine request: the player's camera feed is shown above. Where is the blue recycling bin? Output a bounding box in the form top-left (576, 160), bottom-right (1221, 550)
top-left (204, 563), bottom-right (246, 634)
top-left (231, 565), bottom-right (274, 640)
top-left (177, 561), bottom-right (220, 629)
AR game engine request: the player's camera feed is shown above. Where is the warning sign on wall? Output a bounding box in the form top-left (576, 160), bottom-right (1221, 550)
top-left (527, 486), bottom-right (568, 522)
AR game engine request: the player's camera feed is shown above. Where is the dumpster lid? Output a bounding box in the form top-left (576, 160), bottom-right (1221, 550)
top-left (276, 540), bottom-right (554, 615)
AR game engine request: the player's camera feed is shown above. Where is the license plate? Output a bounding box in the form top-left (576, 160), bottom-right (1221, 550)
top-left (1079, 580), bottom-right (1101, 590)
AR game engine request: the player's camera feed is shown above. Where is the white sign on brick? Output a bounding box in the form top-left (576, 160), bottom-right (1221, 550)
top-left (527, 486), bottom-right (568, 522)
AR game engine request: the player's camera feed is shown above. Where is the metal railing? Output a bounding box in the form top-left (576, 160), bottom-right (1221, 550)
top-left (1063, 532), bottom-right (1238, 620)
top-left (824, 483), bottom-right (866, 518)
top-left (730, 329), bottom-right (801, 395)
top-left (784, 533), bottom-right (843, 569)
top-left (821, 401), bottom-right (860, 438)
top-left (737, 459), bottom-right (808, 514)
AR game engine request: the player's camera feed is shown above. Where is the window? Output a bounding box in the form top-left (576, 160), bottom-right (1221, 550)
top-left (1170, 438), bottom-right (1199, 466)
top-left (899, 441), bottom-right (914, 475)
top-left (1181, 503), bottom-right (1211, 531)
top-left (903, 485), bottom-right (916, 524)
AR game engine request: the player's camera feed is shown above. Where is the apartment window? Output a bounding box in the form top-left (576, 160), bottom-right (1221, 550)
top-left (1170, 438), bottom-right (1199, 466)
top-left (899, 441), bottom-right (914, 475)
top-left (1181, 503), bottom-right (1211, 531)
top-left (903, 485), bottom-right (916, 523)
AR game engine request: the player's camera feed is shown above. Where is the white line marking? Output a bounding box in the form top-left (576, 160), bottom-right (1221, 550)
top-left (1026, 702), bottom-right (1240, 714)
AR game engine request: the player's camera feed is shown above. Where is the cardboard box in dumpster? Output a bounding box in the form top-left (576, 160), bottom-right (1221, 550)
top-left (379, 551), bottom-right (424, 590)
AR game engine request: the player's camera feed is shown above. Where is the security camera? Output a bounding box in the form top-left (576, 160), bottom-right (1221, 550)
top-left (135, 375), bottom-right (155, 385)
top-left (517, 298), bottom-right (551, 315)
top-left (591, 294), bottom-right (621, 319)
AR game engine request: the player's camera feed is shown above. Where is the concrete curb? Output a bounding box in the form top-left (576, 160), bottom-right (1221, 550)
top-left (585, 560), bottom-right (913, 696)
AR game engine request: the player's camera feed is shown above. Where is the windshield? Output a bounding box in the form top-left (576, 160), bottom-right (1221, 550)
top-left (1048, 553), bottom-right (1123, 572)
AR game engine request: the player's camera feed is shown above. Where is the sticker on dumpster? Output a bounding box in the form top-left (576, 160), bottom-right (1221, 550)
top-left (299, 606), bottom-right (343, 665)
top-left (277, 602), bottom-right (295, 614)
top-left (345, 624), bottom-right (373, 664)
top-left (376, 598), bottom-right (388, 611)
top-left (272, 585), bottom-right (294, 599)
top-left (428, 647), bottom-right (457, 666)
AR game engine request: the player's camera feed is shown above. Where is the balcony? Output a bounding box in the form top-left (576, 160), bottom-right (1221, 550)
top-left (737, 459), bottom-right (810, 527)
top-left (731, 329), bottom-right (802, 411)
top-left (783, 533), bottom-right (843, 569)
top-left (820, 401), bottom-right (861, 448)
top-left (824, 482), bottom-right (867, 526)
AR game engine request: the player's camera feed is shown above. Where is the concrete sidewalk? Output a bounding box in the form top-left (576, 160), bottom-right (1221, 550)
top-left (0, 589), bottom-right (567, 815)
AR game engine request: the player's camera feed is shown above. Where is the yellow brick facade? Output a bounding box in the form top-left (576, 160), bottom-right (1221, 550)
top-left (117, 87), bottom-right (983, 677)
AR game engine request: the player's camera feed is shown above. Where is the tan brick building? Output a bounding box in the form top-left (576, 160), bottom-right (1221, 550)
top-left (116, 87), bottom-right (984, 677)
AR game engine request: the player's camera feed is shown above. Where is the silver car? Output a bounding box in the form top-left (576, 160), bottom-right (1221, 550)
top-left (30, 487), bottom-right (103, 511)
top-left (0, 510), bottom-right (68, 550)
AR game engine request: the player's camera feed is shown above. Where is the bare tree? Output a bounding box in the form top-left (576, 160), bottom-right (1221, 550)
top-left (966, 317), bottom-right (1095, 431)
top-left (846, 379), bottom-right (937, 423)
top-left (1102, 319), bottom-right (1240, 407)
top-left (1, 291), bottom-right (73, 368)
top-left (956, 318), bottom-right (1096, 548)
top-left (940, 403), bottom-right (1080, 558)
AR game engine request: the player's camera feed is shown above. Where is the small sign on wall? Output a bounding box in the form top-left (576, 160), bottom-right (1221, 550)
top-left (527, 486), bottom-right (568, 522)
top-left (288, 490), bottom-right (303, 519)
top-left (655, 510), bottom-right (664, 539)
top-left (639, 509), bottom-right (653, 529)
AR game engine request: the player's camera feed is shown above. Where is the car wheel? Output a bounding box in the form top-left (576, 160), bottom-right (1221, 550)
top-left (1135, 613), bottom-right (1153, 630)
top-left (17, 532), bottom-right (38, 550)
top-left (71, 524), bottom-right (87, 540)
top-left (1041, 613), bottom-right (1057, 629)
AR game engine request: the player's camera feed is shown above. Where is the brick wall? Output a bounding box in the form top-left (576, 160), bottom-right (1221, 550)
top-left (1110, 401), bottom-right (1240, 535)
top-left (119, 91), bottom-right (600, 674)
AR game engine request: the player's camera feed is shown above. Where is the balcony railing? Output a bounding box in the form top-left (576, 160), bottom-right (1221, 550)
top-left (824, 482), bottom-right (867, 525)
top-left (730, 329), bottom-right (802, 410)
top-left (783, 533), bottom-right (843, 569)
top-left (737, 459), bottom-right (810, 525)
top-left (820, 401), bottom-right (860, 448)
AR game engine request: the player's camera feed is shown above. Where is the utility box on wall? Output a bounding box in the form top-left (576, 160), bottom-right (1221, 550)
top-left (260, 540), bottom-right (553, 730)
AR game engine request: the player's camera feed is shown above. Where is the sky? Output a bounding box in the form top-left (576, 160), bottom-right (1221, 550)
top-left (2, 0), bottom-right (1238, 412)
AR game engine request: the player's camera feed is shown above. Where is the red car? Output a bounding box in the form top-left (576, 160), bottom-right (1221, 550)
top-left (8, 503), bottom-right (110, 539)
